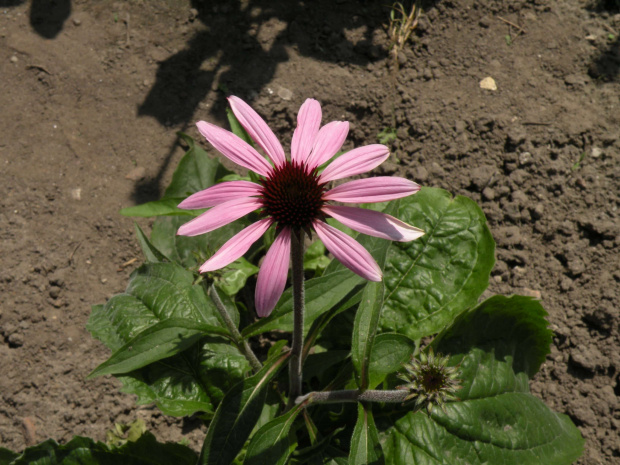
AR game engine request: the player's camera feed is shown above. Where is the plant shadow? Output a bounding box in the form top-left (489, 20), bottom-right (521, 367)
top-left (586, 0), bottom-right (620, 82)
top-left (134, 0), bottom-right (389, 203)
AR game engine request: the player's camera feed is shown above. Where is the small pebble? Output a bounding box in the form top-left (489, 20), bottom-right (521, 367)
top-left (10, 55), bottom-right (18, 63)
top-left (277, 86), bottom-right (293, 101)
top-left (480, 77), bottom-right (497, 91)
top-left (8, 333), bottom-right (24, 347)
top-left (522, 288), bottom-right (542, 299)
top-left (479, 16), bottom-right (491, 28)
top-left (72, 17), bottom-right (82, 26)
top-left (518, 151), bottom-right (533, 166)
top-left (125, 166), bottom-right (146, 181)
top-left (591, 147), bottom-right (603, 158)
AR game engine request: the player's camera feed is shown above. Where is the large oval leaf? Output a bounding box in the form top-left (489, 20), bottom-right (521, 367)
top-left (88, 318), bottom-right (229, 378)
top-left (87, 263), bottom-right (249, 417)
top-left (368, 333), bottom-right (415, 389)
top-left (382, 295), bottom-right (583, 465)
top-left (382, 187), bottom-right (495, 339)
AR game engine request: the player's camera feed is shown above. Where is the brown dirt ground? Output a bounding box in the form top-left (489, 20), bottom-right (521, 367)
top-left (1, 0), bottom-right (619, 463)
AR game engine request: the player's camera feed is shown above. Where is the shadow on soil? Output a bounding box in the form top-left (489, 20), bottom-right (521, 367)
top-left (0, 0), bottom-right (72, 39)
top-left (133, 0), bottom-right (390, 203)
top-left (587, 0), bottom-right (620, 82)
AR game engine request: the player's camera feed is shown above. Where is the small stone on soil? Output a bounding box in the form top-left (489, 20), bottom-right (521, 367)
top-left (521, 288), bottom-right (542, 299)
top-left (479, 77), bottom-right (497, 91)
top-left (277, 86), bottom-right (293, 101)
top-left (590, 147), bottom-right (603, 158)
top-left (125, 166), bottom-right (146, 181)
top-left (8, 333), bottom-right (24, 347)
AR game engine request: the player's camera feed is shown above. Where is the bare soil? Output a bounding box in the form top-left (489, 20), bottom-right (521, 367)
top-left (1, 0), bottom-right (619, 463)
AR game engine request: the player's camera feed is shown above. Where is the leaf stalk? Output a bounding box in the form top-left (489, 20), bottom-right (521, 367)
top-left (208, 283), bottom-right (262, 373)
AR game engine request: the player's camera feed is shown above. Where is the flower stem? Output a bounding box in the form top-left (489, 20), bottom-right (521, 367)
top-left (295, 389), bottom-right (409, 406)
top-left (288, 229), bottom-right (305, 407)
top-left (208, 283), bottom-right (262, 373)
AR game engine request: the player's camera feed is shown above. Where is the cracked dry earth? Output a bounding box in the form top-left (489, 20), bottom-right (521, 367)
top-left (1, 0), bottom-right (619, 463)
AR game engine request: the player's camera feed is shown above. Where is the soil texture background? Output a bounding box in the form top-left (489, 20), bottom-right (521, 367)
top-left (1, 0), bottom-right (619, 463)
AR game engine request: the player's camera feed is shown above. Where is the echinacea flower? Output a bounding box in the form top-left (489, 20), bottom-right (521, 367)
top-left (177, 96), bottom-right (424, 317)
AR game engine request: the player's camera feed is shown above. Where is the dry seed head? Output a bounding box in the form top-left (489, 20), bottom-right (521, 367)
top-left (397, 348), bottom-right (462, 414)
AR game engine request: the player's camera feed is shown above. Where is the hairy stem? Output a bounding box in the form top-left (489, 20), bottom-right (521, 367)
top-left (296, 389), bottom-right (409, 406)
top-left (288, 229), bottom-right (305, 407)
top-left (208, 283), bottom-right (262, 373)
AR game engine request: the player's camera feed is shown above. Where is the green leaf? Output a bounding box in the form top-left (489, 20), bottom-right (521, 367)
top-left (134, 223), bottom-right (168, 263)
top-left (351, 280), bottom-right (384, 389)
top-left (349, 404), bottom-right (384, 465)
top-left (88, 318), bottom-right (229, 378)
top-left (120, 198), bottom-right (193, 217)
top-left (217, 257), bottom-right (259, 297)
top-left (244, 403), bottom-right (304, 465)
top-left (88, 263), bottom-right (222, 348)
top-left (383, 295), bottom-right (583, 465)
top-left (164, 132), bottom-right (232, 199)
top-left (303, 350), bottom-right (350, 384)
top-left (241, 268), bottom-right (365, 338)
top-left (0, 448), bottom-right (18, 465)
top-left (106, 418), bottom-right (148, 447)
top-left (116, 339), bottom-right (248, 417)
top-left (290, 428), bottom-right (347, 465)
top-left (432, 295), bottom-right (553, 379)
top-left (382, 187), bottom-right (495, 339)
top-left (6, 433), bottom-right (197, 465)
top-left (87, 263), bottom-right (249, 417)
top-left (199, 350), bottom-right (289, 465)
top-left (351, 201), bottom-right (396, 389)
top-left (226, 108), bottom-right (254, 146)
top-left (150, 215), bottom-right (250, 269)
top-left (304, 240), bottom-right (331, 276)
top-left (368, 333), bottom-right (415, 389)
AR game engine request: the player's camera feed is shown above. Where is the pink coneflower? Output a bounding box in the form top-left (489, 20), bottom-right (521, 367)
top-left (177, 96), bottom-right (424, 317)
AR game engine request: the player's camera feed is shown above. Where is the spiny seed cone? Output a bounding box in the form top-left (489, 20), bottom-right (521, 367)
top-left (397, 348), bottom-right (462, 414)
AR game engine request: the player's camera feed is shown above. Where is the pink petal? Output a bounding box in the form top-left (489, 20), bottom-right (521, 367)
top-left (319, 144), bottom-right (389, 183)
top-left (324, 177), bottom-right (420, 203)
top-left (229, 96), bottom-right (286, 168)
top-left (255, 227), bottom-right (291, 317)
top-left (177, 197), bottom-right (262, 237)
top-left (291, 99), bottom-right (322, 164)
top-left (200, 218), bottom-right (273, 272)
top-left (305, 121), bottom-right (349, 170)
top-left (178, 181), bottom-right (262, 210)
top-left (312, 220), bottom-right (382, 281)
top-left (197, 121), bottom-right (272, 177)
top-left (322, 205), bottom-right (425, 242)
